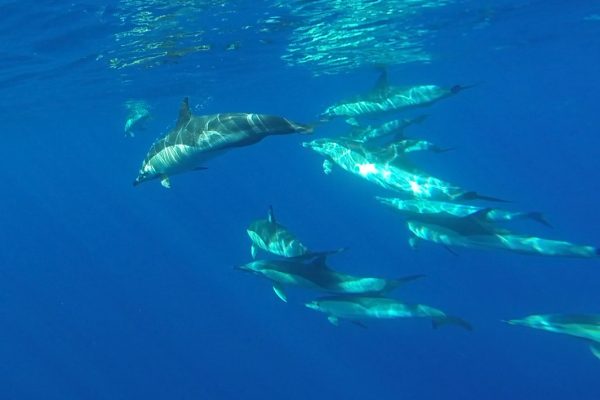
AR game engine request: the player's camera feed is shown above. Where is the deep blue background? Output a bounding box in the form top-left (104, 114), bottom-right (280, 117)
top-left (1, 1), bottom-right (599, 399)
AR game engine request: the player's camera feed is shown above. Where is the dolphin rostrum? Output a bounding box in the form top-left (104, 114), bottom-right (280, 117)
top-left (305, 295), bottom-right (472, 330)
top-left (505, 314), bottom-right (600, 360)
top-left (236, 256), bottom-right (424, 303)
top-left (134, 97), bottom-right (312, 188)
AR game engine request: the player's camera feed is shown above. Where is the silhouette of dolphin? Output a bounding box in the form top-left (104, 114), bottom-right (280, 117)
top-left (134, 97), bottom-right (312, 188)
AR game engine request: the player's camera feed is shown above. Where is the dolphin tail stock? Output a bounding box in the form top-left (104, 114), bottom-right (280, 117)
top-left (459, 191), bottom-right (510, 203)
top-left (293, 247), bottom-right (348, 261)
top-left (385, 274), bottom-right (427, 292)
top-left (526, 212), bottom-right (552, 228)
top-left (432, 316), bottom-right (473, 331)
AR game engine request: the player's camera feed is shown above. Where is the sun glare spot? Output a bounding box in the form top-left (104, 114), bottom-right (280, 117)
top-left (358, 163), bottom-right (377, 176)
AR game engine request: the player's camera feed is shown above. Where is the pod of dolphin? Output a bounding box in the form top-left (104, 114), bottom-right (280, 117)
top-left (132, 70), bottom-right (600, 361)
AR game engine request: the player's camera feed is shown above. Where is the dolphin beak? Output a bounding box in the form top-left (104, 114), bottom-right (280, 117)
top-left (305, 302), bottom-right (318, 310)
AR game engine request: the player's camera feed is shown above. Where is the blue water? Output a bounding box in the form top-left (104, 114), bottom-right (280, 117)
top-left (1, 1), bottom-right (600, 399)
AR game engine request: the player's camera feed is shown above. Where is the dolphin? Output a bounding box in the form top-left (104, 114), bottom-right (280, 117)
top-left (347, 115), bottom-right (428, 143)
top-left (237, 256), bottom-right (424, 303)
top-left (505, 314), bottom-right (600, 360)
top-left (246, 206), bottom-right (344, 259)
top-left (303, 137), bottom-right (503, 202)
top-left (406, 218), bottom-right (599, 258)
top-left (134, 97), bottom-right (312, 188)
top-left (124, 99), bottom-right (151, 137)
top-left (376, 197), bottom-right (550, 227)
top-left (320, 70), bottom-right (472, 122)
top-left (305, 295), bottom-right (472, 330)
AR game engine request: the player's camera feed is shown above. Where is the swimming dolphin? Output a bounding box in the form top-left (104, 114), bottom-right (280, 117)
top-left (246, 206), bottom-right (344, 259)
top-left (505, 314), bottom-right (600, 360)
top-left (406, 217), bottom-right (599, 258)
top-left (376, 197), bottom-right (550, 227)
top-left (305, 295), bottom-right (472, 330)
top-left (302, 138), bottom-right (503, 202)
top-left (237, 256), bottom-right (424, 303)
top-left (124, 99), bottom-right (151, 137)
top-left (347, 115), bottom-right (428, 143)
top-left (134, 97), bottom-right (312, 188)
top-left (320, 70), bottom-right (472, 122)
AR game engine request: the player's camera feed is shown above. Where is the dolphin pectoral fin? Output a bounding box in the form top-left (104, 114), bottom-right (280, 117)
top-left (327, 316), bottom-right (340, 326)
top-left (323, 160), bottom-right (333, 175)
top-left (590, 343), bottom-right (600, 360)
top-left (345, 118), bottom-right (360, 127)
top-left (160, 176), bottom-right (171, 189)
top-left (267, 205), bottom-right (276, 224)
top-left (527, 212), bottom-right (552, 228)
top-left (443, 245), bottom-right (459, 257)
top-left (408, 236), bottom-right (419, 249)
top-left (250, 244), bottom-right (257, 260)
top-left (272, 284), bottom-right (288, 303)
top-left (351, 320), bottom-right (368, 329)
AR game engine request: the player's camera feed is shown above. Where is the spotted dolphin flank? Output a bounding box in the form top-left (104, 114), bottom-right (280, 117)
top-left (320, 70), bottom-right (473, 122)
top-left (305, 295), bottom-right (472, 330)
top-left (246, 206), bottom-right (344, 260)
top-left (134, 97), bottom-right (312, 188)
top-left (505, 314), bottom-right (600, 360)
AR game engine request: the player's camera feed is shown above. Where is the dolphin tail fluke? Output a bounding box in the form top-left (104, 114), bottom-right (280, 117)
top-left (432, 316), bottom-right (473, 331)
top-left (460, 191), bottom-right (510, 203)
top-left (526, 212), bottom-right (552, 228)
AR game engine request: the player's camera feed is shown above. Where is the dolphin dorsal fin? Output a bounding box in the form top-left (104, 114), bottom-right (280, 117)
top-left (176, 97), bottom-right (192, 129)
top-left (268, 205), bottom-right (276, 224)
top-left (372, 68), bottom-right (389, 94)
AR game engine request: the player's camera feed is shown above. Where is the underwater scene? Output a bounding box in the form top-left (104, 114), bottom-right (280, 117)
top-left (1, 0), bottom-right (600, 399)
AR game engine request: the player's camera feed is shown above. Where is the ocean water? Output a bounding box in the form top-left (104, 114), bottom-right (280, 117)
top-left (1, 0), bottom-right (600, 399)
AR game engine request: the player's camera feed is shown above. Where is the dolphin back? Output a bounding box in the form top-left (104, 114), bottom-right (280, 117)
top-left (213, 114), bottom-right (312, 136)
